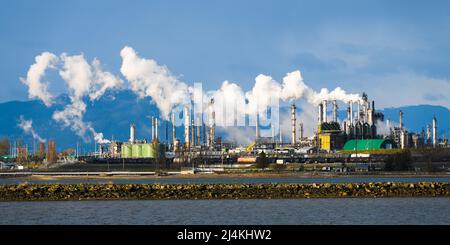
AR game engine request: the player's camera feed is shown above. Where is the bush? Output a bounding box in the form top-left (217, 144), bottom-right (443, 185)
top-left (256, 151), bottom-right (269, 169)
top-left (383, 150), bottom-right (413, 171)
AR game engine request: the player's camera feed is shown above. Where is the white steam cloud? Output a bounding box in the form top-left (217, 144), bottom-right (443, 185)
top-left (22, 46), bottom-right (362, 145)
top-left (120, 46), bottom-right (190, 120)
top-left (22, 52), bottom-right (123, 144)
top-left (20, 52), bottom-right (58, 106)
top-left (17, 115), bottom-right (46, 143)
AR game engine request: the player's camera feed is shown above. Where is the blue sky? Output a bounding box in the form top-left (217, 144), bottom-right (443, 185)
top-left (1, 0), bottom-right (450, 108)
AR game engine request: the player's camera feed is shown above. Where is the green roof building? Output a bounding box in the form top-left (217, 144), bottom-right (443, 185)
top-left (343, 139), bottom-right (396, 151)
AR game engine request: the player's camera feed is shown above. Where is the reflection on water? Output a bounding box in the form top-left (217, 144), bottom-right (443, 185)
top-left (0, 198), bottom-right (449, 225)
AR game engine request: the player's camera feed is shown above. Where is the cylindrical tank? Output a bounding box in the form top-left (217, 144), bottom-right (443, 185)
top-left (121, 144), bottom-right (132, 158)
top-left (131, 144), bottom-right (142, 158)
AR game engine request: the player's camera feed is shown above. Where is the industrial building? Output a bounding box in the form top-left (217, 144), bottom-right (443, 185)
top-left (71, 90), bottom-right (448, 167)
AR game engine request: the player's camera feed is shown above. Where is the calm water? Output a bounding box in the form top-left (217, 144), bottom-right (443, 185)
top-left (0, 198), bottom-right (449, 225)
top-left (1, 176), bottom-right (450, 184)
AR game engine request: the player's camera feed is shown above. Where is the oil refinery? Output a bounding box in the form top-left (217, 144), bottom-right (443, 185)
top-left (15, 91), bottom-right (437, 172)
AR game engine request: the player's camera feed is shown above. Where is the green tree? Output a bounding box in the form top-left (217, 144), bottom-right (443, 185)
top-left (256, 151), bottom-right (269, 169)
top-left (383, 150), bottom-right (413, 171)
top-left (0, 138), bottom-right (10, 155)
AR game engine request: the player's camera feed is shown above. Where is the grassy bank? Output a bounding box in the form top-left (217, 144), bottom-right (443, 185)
top-left (0, 182), bottom-right (449, 201)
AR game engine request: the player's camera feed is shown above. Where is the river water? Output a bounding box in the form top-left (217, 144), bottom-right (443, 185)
top-left (0, 198), bottom-right (449, 225)
top-left (1, 176), bottom-right (450, 184)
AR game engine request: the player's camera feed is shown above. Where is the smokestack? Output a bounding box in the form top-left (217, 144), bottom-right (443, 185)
top-left (318, 103), bottom-right (324, 125)
top-left (191, 119), bottom-right (195, 146)
top-left (433, 116), bottom-right (437, 147)
top-left (196, 118), bottom-right (201, 146)
top-left (400, 130), bottom-right (406, 149)
top-left (349, 101), bottom-right (353, 125)
top-left (279, 124), bottom-right (283, 144)
top-left (151, 116), bottom-right (155, 141)
top-left (323, 100), bottom-right (328, 123)
top-left (332, 100), bottom-right (337, 122)
top-left (202, 121), bottom-right (206, 145)
top-left (426, 124), bottom-right (431, 145)
top-left (291, 103), bottom-right (296, 145)
top-left (155, 118), bottom-right (159, 141)
top-left (299, 122), bottom-right (304, 143)
top-left (399, 110), bottom-right (403, 129)
top-left (184, 106), bottom-right (190, 148)
top-left (357, 101), bottom-right (361, 122)
top-left (255, 113), bottom-right (260, 142)
top-left (171, 112), bottom-right (176, 147)
top-left (165, 120), bottom-right (168, 143)
top-left (209, 98), bottom-right (215, 147)
top-left (129, 124), bottom-right (135, 144)
top-left (271, 125), bottom-right (275, 143)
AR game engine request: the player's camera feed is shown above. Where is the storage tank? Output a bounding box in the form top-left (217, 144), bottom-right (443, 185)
top-left (131, 144), bottom-right (142, 158)
top-left (121, 144), bottom-right (132, 158)
top-left (142, 143), bottom-right (156, 158)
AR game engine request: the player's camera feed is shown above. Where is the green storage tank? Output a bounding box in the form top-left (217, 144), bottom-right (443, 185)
top-left (141, 144), bottom-right (157, 158)
top-left (343, 139), bottom-right (396, 151)
top-left (121, 144), bottom-right (132, 158)
top-left (131, 144), bottom-right (142, 158)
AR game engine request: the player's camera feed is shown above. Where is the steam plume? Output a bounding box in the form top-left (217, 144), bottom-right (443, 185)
top-left (17, 115), bottom-right (46, 143)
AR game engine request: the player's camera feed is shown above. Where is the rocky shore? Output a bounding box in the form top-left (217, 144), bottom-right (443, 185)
top-left (0, 182), bottom-right (449, 201)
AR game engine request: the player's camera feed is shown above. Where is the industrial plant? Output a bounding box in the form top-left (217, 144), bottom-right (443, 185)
top-left (2, 90), bottom-right (449, 173)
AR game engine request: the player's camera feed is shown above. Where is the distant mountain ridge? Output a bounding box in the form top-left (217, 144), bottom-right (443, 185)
top-left (0, 90), bottom-right (448, 150)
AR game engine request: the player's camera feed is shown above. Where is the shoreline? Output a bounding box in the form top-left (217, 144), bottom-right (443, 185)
top-left (3, 171), bottom-right (450, 181)
top-left (1, 182), bottom-right (449, 201)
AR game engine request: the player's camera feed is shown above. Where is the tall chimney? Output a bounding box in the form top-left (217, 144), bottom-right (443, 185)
top-left (209, 98), bottom-right (215, 147)
top-left (332, 100), bottom-right (337, 122)
top-left (426, 124), bottom-right (431, 145)
top-left (291, 103), bottom-right (296, 145)
top-left (357, 101), bottom-right (361, 122)
top-left (323, 100), bottom-right (328, 123)
top-left (271, 125), bottom-right (275, 143)
top-left (184, 106), bottom-right (190, 148)
top-left (299, 122), bottom-right (304, 143)
top-left (279, 125), bottom-right (282, 144)
top-left (155, 118), bottom-right (159, 141)
top-left (129, 124), bottom-right (135, 144)
top-left (432, 116), bottom-right (437, 147)
top-left (349, 101), bottom-right (353, 125)
top-left (196, 117), bottom-right (201, 146)
top-left (165, 120), bottom-right (168, 143)
top-left (151, 116), bottom-right (155, 141)
top-left (255, 113), bottom-right (260, 142)
top-left (399, 110), bottom-right (403, 129)
top-left (318, 103), bottom-right (324, 125)
top-left (171, 112), bottom-right (176, 147)
top-left (191, 119), bottom-right (195, 146)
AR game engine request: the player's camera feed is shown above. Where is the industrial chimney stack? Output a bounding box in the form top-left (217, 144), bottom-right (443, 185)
top-left (332, 100), bottom-right (337, 122)
top-left (291, 103), bottom-right (296, 145)
top-left (399, 110), bottom-right (403, 129)
top-left (432, 116), bottom-right (437, 147)
top-left (129, 124), bottom-right (135, 144)
top-left (184, 106), bottom-right (190, 148)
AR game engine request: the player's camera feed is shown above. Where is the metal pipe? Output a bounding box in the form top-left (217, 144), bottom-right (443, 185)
top-left (323, 100), bottom-right (328, 123)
